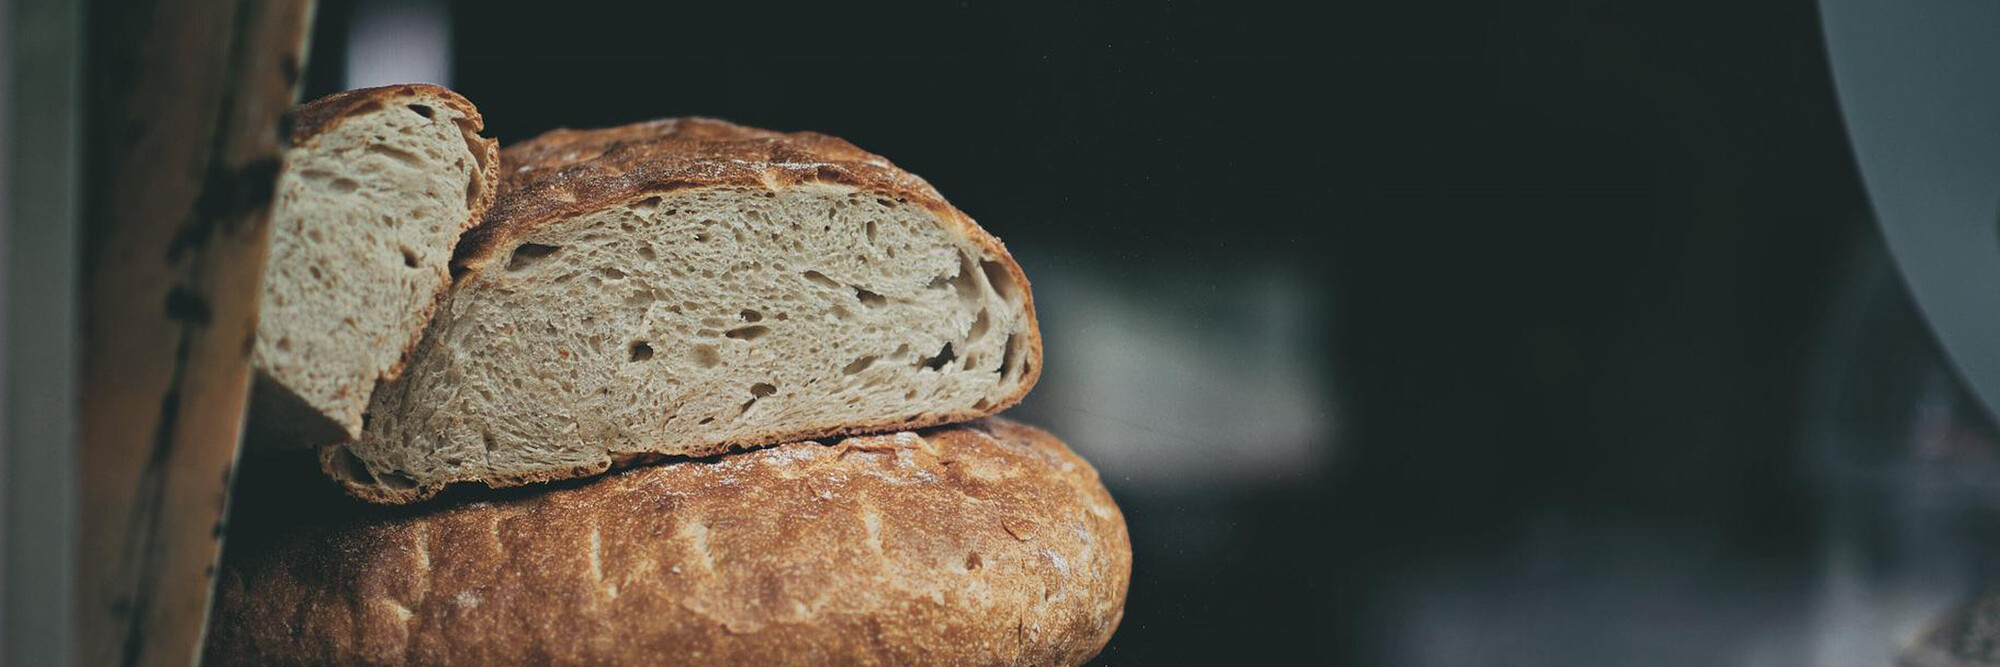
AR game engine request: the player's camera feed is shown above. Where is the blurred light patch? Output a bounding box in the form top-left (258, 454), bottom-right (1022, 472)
top-left (1007, 247), bottom-right (1336, 490)
top-left (1803, 368), bottom-right (2000, 667)
top-left (1386, 523), bottom-right (1814, 667)
top-left (344, 0), bottom-right (451, 89)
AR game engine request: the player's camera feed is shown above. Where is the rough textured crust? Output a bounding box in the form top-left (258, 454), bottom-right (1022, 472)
top-left (209, 419), bottom-right (1130, 666)
top-left (323, 117), bottom-right (1044, 504)
top-left (248, 84), bottom-right (502, 446)
top-left (460, 118), bottom-right (985, 272)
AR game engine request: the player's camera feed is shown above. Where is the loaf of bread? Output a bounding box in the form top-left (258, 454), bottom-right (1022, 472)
top-left (207, 419), bottom-right (1128, 666)
top-left (325, 118), bottom-right (1042, 502)
top-left (249, 84), bottom-right (499, 446)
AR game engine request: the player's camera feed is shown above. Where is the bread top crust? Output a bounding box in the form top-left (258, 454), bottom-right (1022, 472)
top-left (456, 118), bottom-right (985, 272)
top-left (286, 83), bottom-right (500, 235)
top-left (209, 418), bottom-right (1130, 665)
top-left (290, 84), bottom-right (479, 144)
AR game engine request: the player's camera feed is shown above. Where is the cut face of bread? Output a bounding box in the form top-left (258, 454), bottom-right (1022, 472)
top-left (248, 85), bottom-right (499, 447)
top-left (328, 118), bottom-right (1042, 503)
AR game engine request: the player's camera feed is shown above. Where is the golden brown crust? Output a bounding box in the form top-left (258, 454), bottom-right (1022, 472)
top-left (212, 419), bottom-right (1129, 666)
top-left (322, 118), bottom-right (1043, 504)
top-left (460, 118), bottom-right (938, 269)
top-left (290, 84), bottom-right (481, 146)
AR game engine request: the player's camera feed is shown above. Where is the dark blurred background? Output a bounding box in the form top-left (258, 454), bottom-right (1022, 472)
top-left (278, 0), bottom-right (2000, 664)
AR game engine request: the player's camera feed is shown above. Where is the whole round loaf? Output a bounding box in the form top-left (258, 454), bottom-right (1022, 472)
top-left (205, 418), bottom-right (1130, 665)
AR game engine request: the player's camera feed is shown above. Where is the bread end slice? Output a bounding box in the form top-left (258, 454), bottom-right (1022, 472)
top-left (249, 84), bottom-right (499, 446)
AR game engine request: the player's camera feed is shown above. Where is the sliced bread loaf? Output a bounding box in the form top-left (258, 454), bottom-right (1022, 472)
top-left (326, 118), bottom-right (1042, 503)
top-left (248, 85), bottom-right (499, 446)
top-left (211, 419), bottom-right (1128, 665)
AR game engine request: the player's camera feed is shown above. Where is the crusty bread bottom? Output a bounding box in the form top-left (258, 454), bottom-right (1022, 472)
top-left (208, 418), bottom-right (1129, 666)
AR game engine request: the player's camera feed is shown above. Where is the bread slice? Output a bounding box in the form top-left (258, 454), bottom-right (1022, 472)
top-left (325, 118), bottom-right (1042, 503)
top-left (209, 419), bottom-right (1129, 665)
top-left (247, 84), bottom-right (499, 447)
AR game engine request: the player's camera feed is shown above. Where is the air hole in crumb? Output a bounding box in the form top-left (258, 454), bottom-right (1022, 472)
top-left (965, 552), bottom-right (983, 570)
top-left (629, 341), bottom-right (655, 362)
top-left (854, 287), bottom-right (888, 307)
top-left (875, 197), bottom-right (893, 207)
top-left (400, 246), bottom-right (419, 268)
top-left (366, 144), bottom-right (424, 168)
top-left (407, 104), bottom-right (434, 119)
top-left (865, 220), bottom-right (878, 243)
top-left (979, 259), bottom-right (1019, 302)
top-left (378, 471), bottom-right (417, 491)
top-left (276, 337), bottom-right (292, 351)
top-left (740, 382), bottom-right (777, 414)
top-left (725, 325), bottom-right (769, 341)
top-left (299, 169), bottom-right (359, 194)
top-left (698, 416), bottom-right (715, 425)
top-left (921, 343), bottom-right (956, 371)
top-left (308, 265), bottom-right (323, 280)
top-left (831, 306), bottom-right (852, 321)
top-left (506, 243), bottom-right (561, 271)
top-left (802, 270), bottom-right (841, 289)
top-left (637, 246), bottom-right (657, 260)
top-left (967, 310), bottom-right (991, 341)
top-left (333, 447), bottom-right (375, 483)
top-left (631, 196), bottom-right (662, 215)
top-left (482, 431), bottom-right (498, 452)
top-left (740, 309), bottom-right (762, 322)
top-left (951, 254), bottom-right (982, 304)
top-left (597, 266), bottom-right (626, 280)
top-left (998, 333), bottom-right (1019, 376)
top-left (691, 344), bottom-right (721, 368)
top-left (843, 355), bottom-right (877, 375)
